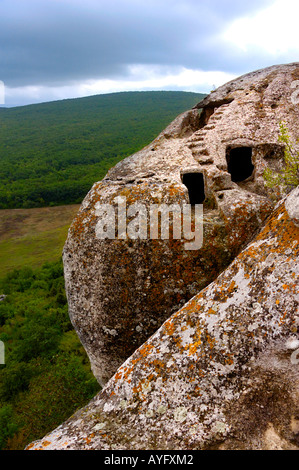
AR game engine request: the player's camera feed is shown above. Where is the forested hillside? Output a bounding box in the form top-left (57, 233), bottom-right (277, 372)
top-left (0, 260), bottom-right (100, 450)
top-left (0, 91), bottom-right (205, 209)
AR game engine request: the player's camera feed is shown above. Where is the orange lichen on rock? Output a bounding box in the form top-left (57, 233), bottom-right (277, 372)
top-left (29, 165), bottom-right (299, 452)
top-left (28, 64), bottom-right (299, 451)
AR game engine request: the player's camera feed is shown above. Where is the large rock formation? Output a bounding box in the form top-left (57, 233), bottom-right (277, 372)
top-left (62, 62), bottom-right (299, 386)
top-left (27, 186), bottom-right (299, 450)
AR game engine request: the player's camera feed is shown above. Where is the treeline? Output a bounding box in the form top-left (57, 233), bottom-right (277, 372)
top-left (0, 91), bottom-right (205, 209)
top-left (0, 260), bottom-right (100, 450)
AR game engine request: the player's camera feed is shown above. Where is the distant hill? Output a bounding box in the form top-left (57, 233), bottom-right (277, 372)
top-left (0, 91), bottom-right (205, 209)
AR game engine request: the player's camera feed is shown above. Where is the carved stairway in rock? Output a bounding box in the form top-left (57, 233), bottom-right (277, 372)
top-left (187, 103), bottom-right (231, 165)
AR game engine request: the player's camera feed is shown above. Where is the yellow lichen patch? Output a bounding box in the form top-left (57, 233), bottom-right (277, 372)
top-left (114, 370), bottom-right (123, 382)
top-left (187, 340), bottom-right (202, 357)
top-left (84, 433), bottom-right (95, 445)
top-left (282, 282), bottom-right (298, 294)
top-left (152, 358), bottom-right (165, 373)
top-left (131, 343), bottom-right (155, 368)
top-left (179, 295), bottom-right (205, 318)
top-left (41, 440), bottom-right (51, 447)
top-left (238, 205), bottom-right (299, 278)
top-left (163, 319), bottom-right (176, 336)
top-left (224, 354), bottom-right (234, 366)
top-left (132, 383), bottom-right (143, 395)
top-left (207, 307), bottom-right (217, 315)
top-left (123, 366), bottom-right (134, 381)
top-left (206, 334), bottom-right (216, 351)
top-left (26, 442), bottom-right (35, 450)
top-left (279, 312), bottom-right (288, 325)
top-left (227, 280), bottom-right (236, 294)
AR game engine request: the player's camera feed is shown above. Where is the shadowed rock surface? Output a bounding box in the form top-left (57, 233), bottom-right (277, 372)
top-left (62, 63), bottom-right (299, 386)
top-left (27, 186), bottom-right (299, 450)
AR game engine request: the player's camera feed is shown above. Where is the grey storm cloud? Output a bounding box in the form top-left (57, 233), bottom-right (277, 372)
top-left (0, 0), bottom-right (274, 87)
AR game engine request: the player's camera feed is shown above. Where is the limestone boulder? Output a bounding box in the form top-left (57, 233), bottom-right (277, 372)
top-left (63, 63), bottom-right (299, 386)
top-left (27, 186), bottom-right (299, 450)
top-left (285, 186), bottom-right (299, 227)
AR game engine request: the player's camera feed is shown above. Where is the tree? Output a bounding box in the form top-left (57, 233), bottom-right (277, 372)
top-left (0, 405), bottom-right (19, 449)
top-left (263, 122), bottom-right (299, 197)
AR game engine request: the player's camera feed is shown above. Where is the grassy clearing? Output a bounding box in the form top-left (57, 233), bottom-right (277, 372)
top-left (0, 204), bottom-right (79, 278)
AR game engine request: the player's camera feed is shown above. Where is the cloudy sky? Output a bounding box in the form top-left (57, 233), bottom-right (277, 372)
top-left (1, 0), bottom-right (299, 107)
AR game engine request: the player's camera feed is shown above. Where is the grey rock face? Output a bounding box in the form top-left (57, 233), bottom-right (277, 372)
top-left (286, 186), bottom-right (299, 227)
top-left (63, 63), bottom-right (299, 386)
top-left (27, 182), bottom-right (299, 451)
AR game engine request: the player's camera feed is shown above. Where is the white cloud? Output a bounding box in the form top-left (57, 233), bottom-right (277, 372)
top-left (4, 66), bottom-right (237, 107)
top-left (222, 0), bottom-right (299, 56)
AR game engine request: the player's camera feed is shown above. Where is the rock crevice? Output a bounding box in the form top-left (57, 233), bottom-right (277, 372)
top-left (62, 63), bottom-right (299, 386)
top-left (28, 187), bottom-right (299, 450)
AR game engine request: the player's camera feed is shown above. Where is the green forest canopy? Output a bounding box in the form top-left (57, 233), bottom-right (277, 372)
top-left (0, 260), bottom-right (100, 450)
top-left (0, 91), bottom-right (205, 209)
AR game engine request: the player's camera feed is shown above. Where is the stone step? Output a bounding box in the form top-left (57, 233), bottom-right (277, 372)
top-left (189, 145), bottom-right (207, 153)
top-left (211, 115), bottom-right (223, 120)
top-left (195, 155), bottom-right (214, 164)
top-left (187, 136), bottom-right (205, 146)
top-left (188, 136), bottom-right (205, 143)
top-left (192, 148), bottom-right (210, 156)
top-left (188, 141), bottom-right (206, 150)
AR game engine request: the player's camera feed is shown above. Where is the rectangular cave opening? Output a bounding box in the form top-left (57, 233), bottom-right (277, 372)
top-left (226, 147), bottom-right (254, 182)
top-left (182, 172), bottom-right (205, 205)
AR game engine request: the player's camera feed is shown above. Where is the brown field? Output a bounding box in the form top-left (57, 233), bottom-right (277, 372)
top-left (0, 204), bottom-right (80, 277)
